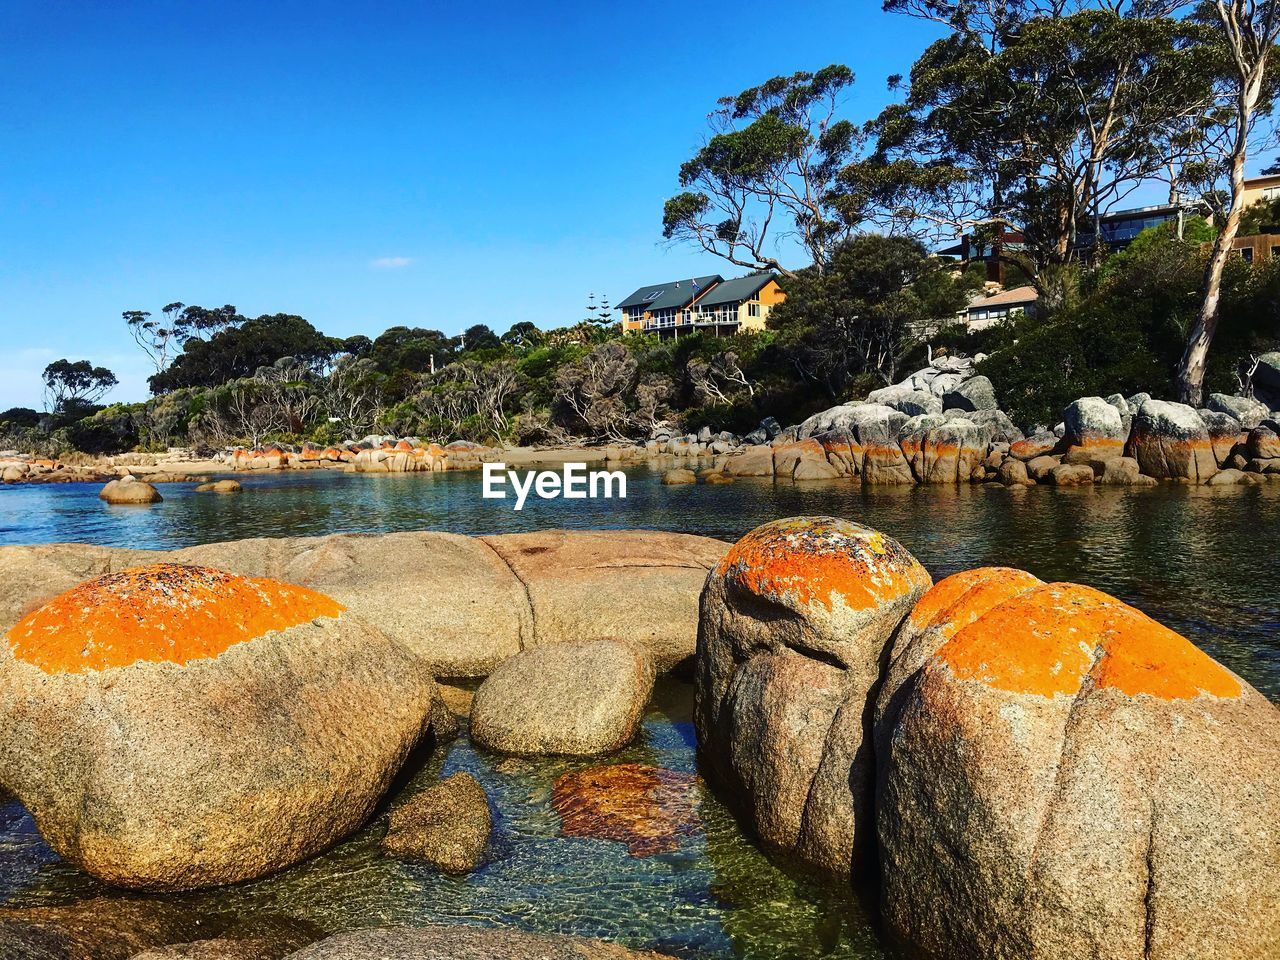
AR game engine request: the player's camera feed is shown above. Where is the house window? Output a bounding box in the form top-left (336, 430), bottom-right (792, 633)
top-left (747, 301), bottom-right (761, 317)
top-left (1241, 247), bottom-right (1255, 263)
top-left (1271, 245), bottom-right (1280, 259)
top-left (1263, 185), bottom-right (1280, 200)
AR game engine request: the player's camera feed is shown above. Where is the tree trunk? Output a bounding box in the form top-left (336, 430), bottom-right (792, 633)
top-left (1178, 73), bottom-right (1262, 406)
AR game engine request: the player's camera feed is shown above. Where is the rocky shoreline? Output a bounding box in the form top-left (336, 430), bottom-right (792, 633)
top-left (0, 521), bottom-right (1274, 958)
top-left (9, 356), bottom-right (1280, 492)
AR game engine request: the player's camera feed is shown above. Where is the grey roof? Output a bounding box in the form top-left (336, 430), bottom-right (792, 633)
top-left (693, 273), bottom-right (775, 307)
top-left (616, 276), bottom-right (722, 311)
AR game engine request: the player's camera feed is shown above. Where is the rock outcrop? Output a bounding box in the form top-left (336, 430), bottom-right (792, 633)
top-left (1062, 396), bottom-right (1126, 459)
top-left (0, 531), bottom-right (727, 680)
top-left (471, 640), bottom-right (655, 756)
top-left (695, 517), bottom-right (930, 873)
top-left (1128, 400), bottom-right (1219, 482)
top-left (0, 563), bottom-right (443, 889)
top-left (878, 581), bottom-right (1280, 960)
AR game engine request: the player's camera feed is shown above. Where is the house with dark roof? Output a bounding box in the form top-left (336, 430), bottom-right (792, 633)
top-left (617, 273), bottom-right (784, 339)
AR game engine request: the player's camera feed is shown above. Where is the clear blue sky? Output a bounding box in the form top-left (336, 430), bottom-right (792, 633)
top-left (0, 1), bottom-right (947, 409)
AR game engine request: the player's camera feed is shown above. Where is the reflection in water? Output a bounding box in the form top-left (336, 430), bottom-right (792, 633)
top-left (1, 467), bottom-right (1277, 956)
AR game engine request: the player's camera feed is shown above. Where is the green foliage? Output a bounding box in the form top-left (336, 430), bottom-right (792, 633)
top-left (979, 219), bottom-right (1280, 428)
top-left (59, 404), bottom-right (141, 455)
top-left (0, 407), bottom-right (41, 430)
top-left (151, 314), bottom-right (340, 392)
top-left (767, 234), bottom-right (979, 398)
top-left (42, 359), bottom-right (118, 414)
top-left (663, 65), bottom-right (863, 272)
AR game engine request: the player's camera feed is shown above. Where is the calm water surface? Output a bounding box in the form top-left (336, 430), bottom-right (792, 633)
top-left (0, 465), bottom-right (1276, 957)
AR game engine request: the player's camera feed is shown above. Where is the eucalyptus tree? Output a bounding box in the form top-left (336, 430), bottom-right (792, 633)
top-left (662, 65), bottom-right (862, 276)
top-left (1178, 0), bottom-right (1280, 404)
top-left (41, 359), bottom-right (118, 413)
top-left (851, 0), bottom-right (1220, 279)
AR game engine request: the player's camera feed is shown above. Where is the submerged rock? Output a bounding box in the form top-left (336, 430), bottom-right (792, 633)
top-left (695, 517), bottom-right (930, 874)
top-left (0, 563), bottom-right (442, 890)
top-left (660, 469), bottom-right (696, 485)
top-left (284, 926), bottom-right (674, 959)
top-left (194, 479), bottom-right (242, 494)
top-left (382, 772), bottom-right (491, 874)
top-left (551, 763), bottom-right (700, 857)
top-left (878, 581), bottom-right (1280, 960)
top-left (471, 640), bottom-right (655, 757)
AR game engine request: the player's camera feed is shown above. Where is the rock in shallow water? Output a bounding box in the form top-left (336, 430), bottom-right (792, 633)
top-left (382, 772), bottom-right (492, 874)
top-left (0, 563), bottom-right (444, 890)
top-left (1129, 399), bottom-right (1218, 482)
top-left (551, 763), bottom-right (700, 857)
top-left (471, 640), bottom-right (655, 757)
top-left (99, 476), bottom-right (162, 504)
top-left (282, 926), bottom-right (674, 959)
top-left (694, 516), bottom-right (930, 873)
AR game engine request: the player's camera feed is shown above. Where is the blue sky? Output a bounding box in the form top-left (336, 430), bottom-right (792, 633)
top-left (0, 0), bottom-right (950, 409)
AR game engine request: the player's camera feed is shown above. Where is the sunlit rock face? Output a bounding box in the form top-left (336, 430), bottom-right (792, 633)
top-left (694, 517), bottom-right (930, 875)
top-left (878, 580), bottom-right (1280, 960)
top-left (0, 562), bottom-right (444, 890)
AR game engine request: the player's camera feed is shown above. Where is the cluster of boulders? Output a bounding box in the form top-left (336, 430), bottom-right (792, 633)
top-left (695, 517), bottom-right (1279, 960)
top-left (224, 436), bottom-right (497, 473)
top-left (714, 374), bottom-right (1280, 488)
top-left (0, 519), bottom-right (1276, 958)
top-left (0, 527), bottom-right (729, 955)
top-left (0, 456), bottom-right (115, 485)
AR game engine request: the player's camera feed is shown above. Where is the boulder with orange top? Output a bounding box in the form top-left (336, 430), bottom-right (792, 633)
top-left (872, 566), bottom-right (1044, 768)
top-left (1128, 399), bottom-right (1219, 481)
top-left (694, 517), bottom-right (931, 874)
top-left (0, 563), bottom-right (445, 890)
top-left (0, 530), bottom-right (727, 681)
top-left (878, 579), bottom-right (1280, 960)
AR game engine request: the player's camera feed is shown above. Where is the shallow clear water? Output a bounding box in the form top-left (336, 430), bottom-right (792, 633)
top-left (0, 464), bottom-right (1277, 957)
top-left (0, 680), bottom-right (881, 959)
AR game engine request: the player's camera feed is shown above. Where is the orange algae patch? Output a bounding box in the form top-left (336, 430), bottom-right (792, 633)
top-left (937, 582), bottom-right (1241, 700)
top-left (1092, 605), bottom-right (1240, 699)
top-left (716, 518), bottom-right (928, 612)
top-left (6, 563), bottom-right (346, 673)
top-left (908, 567), bottom-right (1043, 639)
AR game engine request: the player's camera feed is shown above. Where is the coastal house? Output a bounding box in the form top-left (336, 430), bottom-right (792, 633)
top-left (960, 285), bottom-right (1039, 331)
top-left (617, 273), bottom-right (784, 339)
top-left (1242, 171), bottom-right (1280, 208)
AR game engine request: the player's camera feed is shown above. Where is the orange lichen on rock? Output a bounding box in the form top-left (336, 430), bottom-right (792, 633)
top-left (551, 763), bottom-right (701, 857)
top-left (936, 582), bottom-right (1241, 701)
top-left (907, 567), bottom-right (1043, 639)
top-left (715, 517), bottom-right (929, 612)
top-left (5, 563), bottom-right (346, 674)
